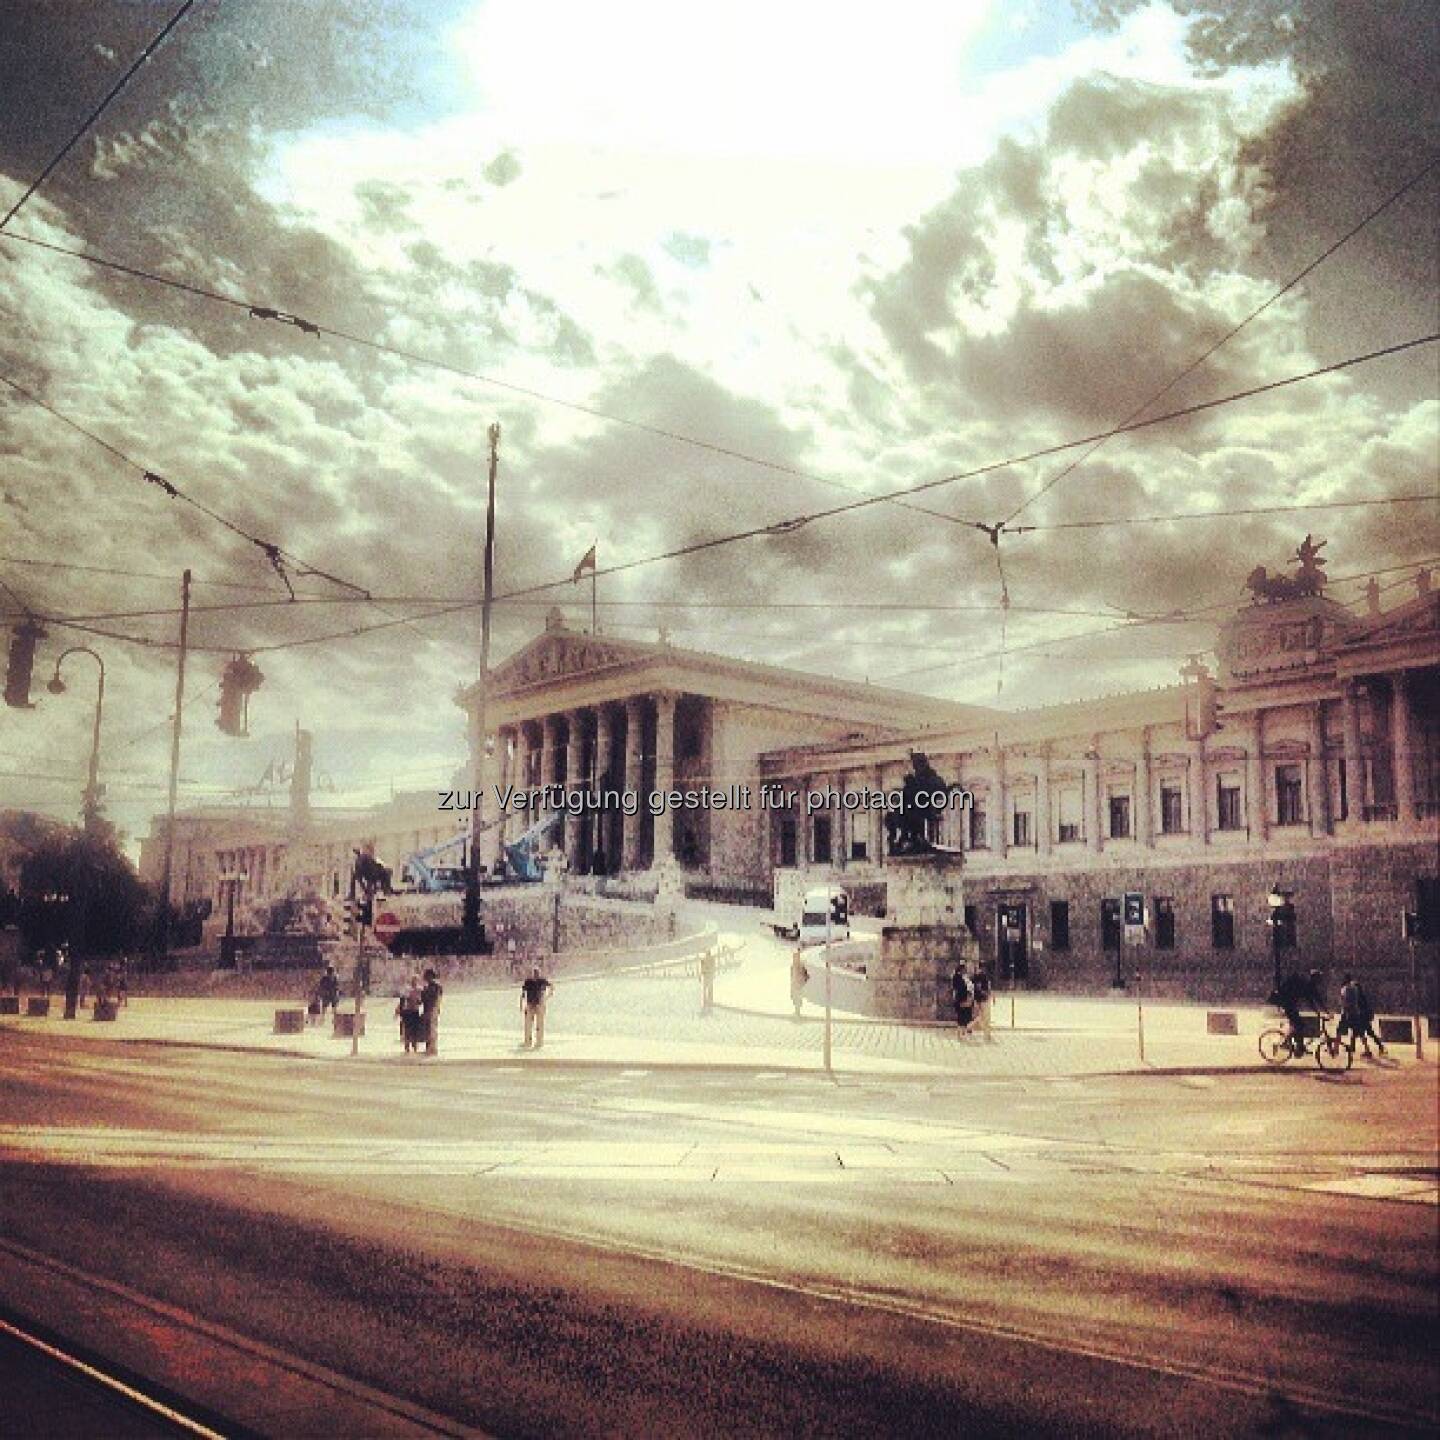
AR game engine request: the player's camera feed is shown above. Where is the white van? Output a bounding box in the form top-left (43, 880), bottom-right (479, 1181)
top-left (798, 886), bottom-right (850, 948)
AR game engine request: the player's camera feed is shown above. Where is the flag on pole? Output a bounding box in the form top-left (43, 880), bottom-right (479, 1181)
top-left (572, 543), bottom-right (597, 584)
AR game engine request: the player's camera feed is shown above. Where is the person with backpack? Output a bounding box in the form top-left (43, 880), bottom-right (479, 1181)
top-left (951, 961), bottom-right (975, 1034)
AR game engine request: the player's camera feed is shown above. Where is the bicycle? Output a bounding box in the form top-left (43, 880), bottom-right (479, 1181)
top-left (1258, 1013), bottom-right (1353, 1072)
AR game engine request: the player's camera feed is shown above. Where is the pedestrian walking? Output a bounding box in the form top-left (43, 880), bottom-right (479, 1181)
top-left (789, 949), bottom-right (809, 1019)
top-left (521, 966), bottom-right (552, 1049)
top-left (420, 967), bottom-right (443, 1056)
top-left (951, 961), bottom-right (975, 1034)
top-left (973, 963), bottom-right (994, 1042)
top-left (395, 973), bottom-right (423, 1053)
top-left (1353, 978), bottom-right (1387, 1057)
top-left (700, 947), bottom-right (716, 1013)
top-left (315, 963), bottom-right (341, 1018)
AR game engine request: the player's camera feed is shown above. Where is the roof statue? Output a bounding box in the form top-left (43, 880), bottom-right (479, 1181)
top-left (1245, 534), bottom-right (1329, 605)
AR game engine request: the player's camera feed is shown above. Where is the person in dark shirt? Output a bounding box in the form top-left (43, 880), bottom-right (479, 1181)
top-left (521, 967), bottom-right (552, 1049)
top-left (420, 968), bottom-right (443, 1057)
top-left (951, 962), bottom-right (975, 1034)
top-left (1273, 968), bottom-right (1324, 1054)
top-left (315, 964), bottom-right (341, 1016)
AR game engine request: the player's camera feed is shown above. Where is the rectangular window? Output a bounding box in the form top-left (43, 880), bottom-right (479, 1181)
top-left (1101, 899), bottom-right (1122, 952)
top-left (1108, 794), bottom-right (1131, 839)
top-left (778, 819), bottom-right (797, 868)
top-left (1057, 787), bottom-right (1081, 843)
top-left (1160, 784), bottom-right (1184, 834)
top-left (969, 804), bottom-right (988, 849)
top-left (1276, 764), bottom-right (1304, 826)
top-left (1217, 780), bottom-right (1243, 832)
top-left (850, 838), bottom-right (868, 862)
top-left (963, 903), bottom-right (978, 938)
top-left (1154, 896), bottom-right (1176, 950)
top-left (1050, 900), bottom-right (1071, 951)
top-left (1012, 809), bottom-right (1032, 848)
top-left (1211, 894), bottom-right (1235, 949)
top-left (812, 816), bottom-right (832, 865)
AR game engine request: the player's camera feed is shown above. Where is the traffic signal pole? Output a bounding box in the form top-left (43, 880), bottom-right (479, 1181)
top-left (463, 424), bottom-right (500, 951)
top-left (156, 569), bottom-right (192, 966)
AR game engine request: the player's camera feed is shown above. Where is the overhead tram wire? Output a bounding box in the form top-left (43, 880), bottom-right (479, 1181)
top-left (0, 237), bottom-right (985, 535)
top-left (5, 347), bottom-right (1433, 658)
top-left (998, 154), bottom-right (1440, 530)
top-left (0, 369), bottom-right (369, 599)
top-left (106, 342), bottom-right (1440, 660)
top-left (0, 1), bottom-right (202, 234)
top-left (5, 157), bottom-right (1433, 549)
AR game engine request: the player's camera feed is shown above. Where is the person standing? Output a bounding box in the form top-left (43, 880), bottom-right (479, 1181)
top-left (420, 967), bottom-right (443, 1057)
top-left (1354, 978), bottom-right (1386, 1058)
top-left (789, 949), bottom-right (809, 1019)
top-left (396, 974), bottom-right (423, 1053)
top-left (316, 963), bottom-right (341, 1019)
top-left (521, 966), bottom-right (552, 1049)
top-left (951, 961), bottom-right (975, 1034)
top-left (700, 947), bottom-right (716, 1014)
top-left (972, 963), bottom-right (994, 1042)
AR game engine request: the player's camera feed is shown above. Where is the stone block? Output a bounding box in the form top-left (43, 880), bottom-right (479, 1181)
top-left (1206, 1011), bottom-right (1239, 1035)
top-left (93, 1000), bottom-right (120, 1022)
top-left (273, 1007), bottom-right (306, 1034)
top-left (333, 1011), bottom-right (366, 1039)
top-left (0, 996), bottom-right (19, 1015)
top-left (1377, 1016), bottom-right (1414, 1045)
top-left (25, 997), bottom-right (49, 1017)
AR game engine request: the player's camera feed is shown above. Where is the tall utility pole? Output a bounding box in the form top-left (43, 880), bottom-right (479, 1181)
top-left (463, 425), bottom-right (500, 950)
top-left (156, 569), bottom-right (192, 965)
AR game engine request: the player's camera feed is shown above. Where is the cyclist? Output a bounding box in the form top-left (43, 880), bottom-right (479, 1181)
top-left (1272, 968), bottom-right (1325, 1055)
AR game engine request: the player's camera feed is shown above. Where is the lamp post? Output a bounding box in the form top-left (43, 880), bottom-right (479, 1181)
top-left (1267, 883), bottom-right (1294, 991)
top-left (48, 648), bottom-right (105, 1023)
top-left (47, 647), bottom-right (106, 836)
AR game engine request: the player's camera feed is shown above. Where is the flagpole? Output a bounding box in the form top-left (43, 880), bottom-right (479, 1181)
top-left (591, 540), bottom-right (598, 635)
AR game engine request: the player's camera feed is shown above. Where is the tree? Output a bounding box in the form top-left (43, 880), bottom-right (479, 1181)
top-left (18, 829), bottom-right (150, 958)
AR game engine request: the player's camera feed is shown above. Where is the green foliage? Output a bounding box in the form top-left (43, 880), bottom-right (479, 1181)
top-left (17, 830), bottom-right (151, 957)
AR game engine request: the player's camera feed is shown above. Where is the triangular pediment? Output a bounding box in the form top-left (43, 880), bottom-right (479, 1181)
top-left (490, 630), bottom-right (643, 695)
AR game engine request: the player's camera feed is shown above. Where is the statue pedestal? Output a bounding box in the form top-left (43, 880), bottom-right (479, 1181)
top-left (873, 855), bottom-right (968, 1021)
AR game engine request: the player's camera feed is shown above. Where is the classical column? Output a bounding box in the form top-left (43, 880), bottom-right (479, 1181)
top-left (622, 698), bottom-right (645, 870)
top-left (871, 764), bottom-right (887, 863)
top-left (1341, 682), bottom-right (1364, 822)
top-left (1245, 711), bottom-right (1267, 842)
top-left (1307, 702), bottom-right (1330, 838)
top-left (653, 692), bottom-right (677, 866)
top-left (1084, 744), bottom-right (1102, 853)
top-left (990, 749), bottom-right (1008, 858)
top-left (565, 712), bottom-right (587, 871)
top-left (541, 714), bottom-right (561, 789)
top-left (593, 707), bottom-right (615, 873)
top-left (1187, 735), bottom-right (1209, 846)
top-left (1134, 729), bottom-right (1153, 849)
top-left (1035, 747), bottom-right (1053, 857)
top-left (1391, 671), bottom-right (1416, 825)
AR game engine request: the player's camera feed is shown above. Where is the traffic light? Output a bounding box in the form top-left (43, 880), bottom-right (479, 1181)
top-left (1123, 892), bottom-right (1145, 928)
top-left (4, 620), bottom-right (46, 709)
top-left (217, 654), bottom-right (265, 736)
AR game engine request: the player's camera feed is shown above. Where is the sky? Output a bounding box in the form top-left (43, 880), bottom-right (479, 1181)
top-left (1, 0), bottom-right (1437, 850)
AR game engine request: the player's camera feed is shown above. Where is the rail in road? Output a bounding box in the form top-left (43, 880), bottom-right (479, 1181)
top-left (0, 1238), bottom-right (482, 1439)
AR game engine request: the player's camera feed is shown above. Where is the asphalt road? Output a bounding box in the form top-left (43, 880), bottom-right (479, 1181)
top-left (0, 1028), bottom-right (1435, 1438)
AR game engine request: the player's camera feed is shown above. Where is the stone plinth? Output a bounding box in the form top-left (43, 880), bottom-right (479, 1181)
top-left (873, 855), bottom-right (967, 1020)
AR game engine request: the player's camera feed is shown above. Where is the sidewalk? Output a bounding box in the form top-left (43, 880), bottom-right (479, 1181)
top-left (3, 911), bottom-right (1431, 1079)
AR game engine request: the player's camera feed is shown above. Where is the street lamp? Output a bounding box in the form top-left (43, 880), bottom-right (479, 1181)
top-left (49, 648), bottom-right (108, 1022)
top-left (48, 647), bottom-right (106, 836)
top-left (1266, 882), bottom-right (1295, 990)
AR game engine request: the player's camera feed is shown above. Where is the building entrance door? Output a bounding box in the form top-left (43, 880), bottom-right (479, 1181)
top-left (998, 902), bottom-right (1028, 984)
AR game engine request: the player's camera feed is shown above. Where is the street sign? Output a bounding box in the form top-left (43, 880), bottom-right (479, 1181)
top-left (372, 909), bottom-right (400, 945)
top-left (1123, 892), bottom-right (1145, 927)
